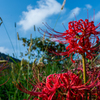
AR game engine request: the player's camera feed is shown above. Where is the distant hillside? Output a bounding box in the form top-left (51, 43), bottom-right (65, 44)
top-left (0, 52), bottom-right (21, 63)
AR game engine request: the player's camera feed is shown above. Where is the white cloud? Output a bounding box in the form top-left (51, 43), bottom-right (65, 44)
top-left (0, 47), bottom-right (9, 54)
top-left (68, 7), bottom-right (81, 19)
top-left (85, 4), bottom-right (92, 9)
top-left (95, 11), bottom-right (100, 21)
top-left (18, 0), bottom-right (62, 31)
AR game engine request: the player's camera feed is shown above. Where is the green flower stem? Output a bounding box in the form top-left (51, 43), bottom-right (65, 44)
top-left (82, 53), bottom-right (87, 100)
top-left (37, 68), bottom-right (40, 100)
top-left (82, 53), bottom-right (86, 84)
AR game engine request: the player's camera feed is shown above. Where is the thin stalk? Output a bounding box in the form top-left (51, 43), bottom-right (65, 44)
top-left (26, 34), bottom-right (33, 99)
top-left (82, 53), bottom-right (87, 100)
top-left (37, 68), bottom-right (40, 100)
top-left (17, 32), bottom-right (21, 57)
top-left (15, 23), bottom-right (18, 58)
top-left (81, 33), bottom-right (87, 84)
top-left (3, 23), bottom-right (16, 56)
top-left (82, 53), bottom-right (86, 84)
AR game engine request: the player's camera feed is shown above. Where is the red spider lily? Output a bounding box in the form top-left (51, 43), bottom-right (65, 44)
top-left (40, 19), bottom-right (100, 63)
top-left (14, 71), bottom-right (100, 100)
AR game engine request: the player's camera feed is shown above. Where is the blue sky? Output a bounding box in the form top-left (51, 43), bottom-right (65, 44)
top-left (0, 0), bottom-right (100, 60)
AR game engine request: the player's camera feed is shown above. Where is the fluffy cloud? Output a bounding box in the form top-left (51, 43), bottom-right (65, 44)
top-left (85, 4), bottom-right (92, 9)
top-left (95, 11), bottom-right (100, 21)
top-left (68, 7), bottom-right (81, 19)
top-left (0, 47), bottom-right (9, 54)
top-left (18, 0), bottom-right (62, 31)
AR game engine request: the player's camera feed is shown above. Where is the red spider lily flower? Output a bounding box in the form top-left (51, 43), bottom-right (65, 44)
top-left (14, 71), bottom-right (100, 100)
top-left (44, 71), bottom-right (84, 100)
top-left (40, 19), bottom-right (100, 63)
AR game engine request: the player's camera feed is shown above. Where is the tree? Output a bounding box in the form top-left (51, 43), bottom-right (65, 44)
top-left (19, 36), bottom-right (72, 67)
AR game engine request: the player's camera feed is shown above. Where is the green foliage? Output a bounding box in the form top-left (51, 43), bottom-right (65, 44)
top-left (0, 36), bottom-right (73, 100)
top-left (19, 36), bottom-right (70, 65)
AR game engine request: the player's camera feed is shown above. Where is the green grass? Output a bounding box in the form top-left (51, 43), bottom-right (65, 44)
top-left (0, 57), bottom-right (72, 100)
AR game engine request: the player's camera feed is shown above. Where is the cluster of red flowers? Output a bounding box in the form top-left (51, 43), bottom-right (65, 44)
top-left (1, 19), bottom-right (100, 100)
top-left (40, 19), bottom-right (100, 63)
top-left (16, 70), bottom-right (100, 100)
top-left (39, 71), bottom-right (84, 100)
top-left (18, 19), bottom-right (100, 100)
